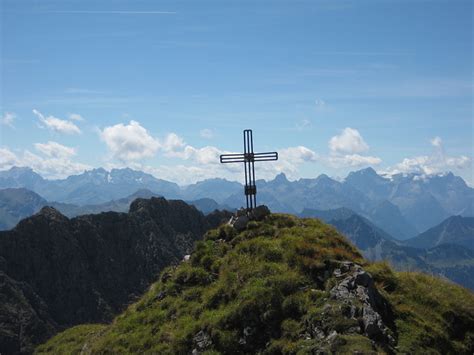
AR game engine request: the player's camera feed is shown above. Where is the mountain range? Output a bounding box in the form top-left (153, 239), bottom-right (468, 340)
top-left (1, 166), bottom-right (472, 238)
top-left (0, 198), bottom-right (231, 354)
top-left (404, 215), bottom-right (474, 250)
top-left (1, 165), bottom-right (472, 291)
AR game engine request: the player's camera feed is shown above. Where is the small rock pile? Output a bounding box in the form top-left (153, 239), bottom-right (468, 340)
top-left (227, 205), bottom-right (271, 231)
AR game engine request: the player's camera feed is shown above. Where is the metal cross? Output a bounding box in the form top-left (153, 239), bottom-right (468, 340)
top-left (220, 129), bottom-right (278, 211)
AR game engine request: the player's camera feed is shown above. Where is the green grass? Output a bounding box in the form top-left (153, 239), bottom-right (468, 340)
top-left (36, 215), bottom-right (474, 354)
top-left (35, 324), bottom-right (106, 354)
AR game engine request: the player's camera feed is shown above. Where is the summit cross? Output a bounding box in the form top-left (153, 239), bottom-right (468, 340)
top-left (220, 129), bottom-right (278, 211)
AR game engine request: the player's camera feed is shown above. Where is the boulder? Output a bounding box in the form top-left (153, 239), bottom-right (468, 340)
top-left (233, 215), bottom-right (249, 231)
top-left (250, 205), bottom-right (271, 221)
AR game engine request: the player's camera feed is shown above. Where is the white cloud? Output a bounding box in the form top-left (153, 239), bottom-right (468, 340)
top-left (326, 127), bottom-right (381, 168)
top-left (162, 135), bottom-right (318, 174)
top-left (143, 164), bottom-right (225, 185)
top-left (162, 133), bottom-right (186, 153)
top-left (138, 134), bottom-right (319, 184)
top-left (100, 120), bottom-right (160, 162)
top-left (430, 136), bottom-right (442, 148)
top-left (69, 113), bottom-right (84, 121)
top-left (1, 112), bottom-right (16, 128)
top-left (165, 143), bottom-right (223, 165)
top-left (329, 127), bottom-right (369, 154)
top-left (34, 141), bottom-right (76, 159)
top-left (158, 132), bottom-right (224, 165)
top-left (33, 109), bottom-right (81, 134)
top-left (22, 150), bottom-right (90, 179)
top-left (328, 154), bottom-right (382, 168)
top-left (141, 145), bottom-right (318, 185)
top-left (0, 145), bottom-right (90, 179)
top-left (386, 136), bottom-right (471, 176)
top-left (200, 128), bottom-right (214, 139)
top-left (0, 148), bottom-right (19, 166)
top-left (183, 146), bottom-right (224, 165)
top-left (280, 146), bottom-right (318, 164)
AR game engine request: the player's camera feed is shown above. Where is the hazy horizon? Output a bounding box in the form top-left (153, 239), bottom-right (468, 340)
top-left (2, 164), bottom-right (471, 189)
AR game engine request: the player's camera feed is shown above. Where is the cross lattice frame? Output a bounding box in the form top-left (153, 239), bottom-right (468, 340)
top-left (220, 129), bottom-right (278, 211)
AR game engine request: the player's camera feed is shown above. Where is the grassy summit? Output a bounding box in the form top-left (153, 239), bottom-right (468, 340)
top-left (37, 214), bottom-right (474, 354)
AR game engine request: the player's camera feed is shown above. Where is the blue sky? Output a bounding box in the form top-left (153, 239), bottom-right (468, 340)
top-left (0, 0), bottom-right (472, 185)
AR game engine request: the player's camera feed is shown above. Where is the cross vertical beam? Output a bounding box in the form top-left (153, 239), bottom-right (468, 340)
top-left (244, 129), bottom-right (257, 210)
top-left (220, 129), bottom-right (278, 211)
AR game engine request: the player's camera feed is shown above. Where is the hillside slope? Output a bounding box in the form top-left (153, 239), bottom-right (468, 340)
top-left (405, 216), bottom-right (474, 250)
top-left (0, 188), bottom-right (47, 230)
top-left (0, 197), bottom-right (231, 354)
top-left (300, 208), bottom-right (474, 290)
top-left (38, 214), bottom-right (474, 354)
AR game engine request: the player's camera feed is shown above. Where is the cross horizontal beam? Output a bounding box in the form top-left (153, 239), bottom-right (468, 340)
top-left (220, 151), bottom-right (278, 163)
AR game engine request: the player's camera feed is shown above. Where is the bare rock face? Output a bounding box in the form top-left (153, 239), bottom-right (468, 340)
top-left (301, 261), bottom-right (396, 353)
top-left (329, 261), bottom-right (396, 348)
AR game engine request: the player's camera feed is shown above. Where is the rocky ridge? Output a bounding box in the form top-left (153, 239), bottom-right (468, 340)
top-left (0, 197), bottom-right (231, 354)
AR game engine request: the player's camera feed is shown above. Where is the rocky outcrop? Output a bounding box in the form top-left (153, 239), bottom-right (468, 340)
top-left (228, 205), bottom-right (271, 231)
top-left (330, 262), bottom-right (395, 344)
top-left (0, 197), bottom-right (228, 354)
top-left (304, 261), bottom-right (396, 353)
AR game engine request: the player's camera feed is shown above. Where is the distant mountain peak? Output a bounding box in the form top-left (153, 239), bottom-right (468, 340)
top-left (8, 166), bottom-right (34, 173)
top-left (358, 167), bottom-right (378, 175)
top-left (273, 172), bottom-right (288, 183)
top-left (346, 167), bottom-right (387, 182)
top-left (316, 173), bottom-right (330, 180)
top-left (315, 173), bottom-right (337, 185)
top-left (88, 167), bottom-right (108, 174)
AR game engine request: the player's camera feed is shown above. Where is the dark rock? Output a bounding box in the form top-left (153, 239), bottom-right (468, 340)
top-left (155, 291), bottom-right (167, 301)
top-left (249, 205), bottom-right (271, 221)
top-left (0, 272), bottom-right (56, 354)
top-left (232, 215), bottom-right (249, 231)
top-left (354, 270), bottom-right (372, 288)
top-left (236, 208), bottom-right (248, 217)
top-left (37, 206), bottom-right (69, 222)
top-left (0, 197), bottom-right (223, 353)
top-left (228, 205), bottom-right (271, 231)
